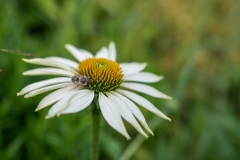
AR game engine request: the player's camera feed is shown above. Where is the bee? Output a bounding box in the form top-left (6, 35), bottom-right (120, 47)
top-left (71, 74), bottom-right (92, 88)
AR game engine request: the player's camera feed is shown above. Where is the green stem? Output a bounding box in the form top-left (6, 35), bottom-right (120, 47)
top-left (91, 98), bottom-right (101, 160)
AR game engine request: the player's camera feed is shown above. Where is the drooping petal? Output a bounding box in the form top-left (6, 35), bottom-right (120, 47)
top-left (98, 92), bottom-right (131, 140)
top-left (22, 58), bottom-right (73, 72)
top-left (24, 83), bottom-right (71, 98)
top-left (65, 44), bottom-right (93, 62)
top-left (35, 87), bottom-right (78, 111)
top-left (61, 90), bottom-right (94, 114)
top-left (17, 77), bottom-right (71, 96)
top-left (107, 93), bottom-right (148, 138)
top-left (46, 90), bottom-right (90, 118)
top-left (45, 93), bottom-right (74, 118)
top-left (23, 68), bottom-right (74, 77)
top-left (95, 46), bottom-right (108, 59)
top-left (123, 72), bottom-right (163, 83)
top-left (110, 91), bottom-right (153, 135)
top-left (120, 63), bottom-right (147, 76)
top-left (45, 56), bottom-right (78, 68)
top-left (117, 89), bottom-right (171, 121)
top-left (121, 82), bottom-right (172, 99)
top-left (108, 42), bottom-right (116, 61)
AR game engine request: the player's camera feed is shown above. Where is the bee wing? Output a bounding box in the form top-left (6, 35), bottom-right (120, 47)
top-left (67, 84), bottom-right (79, 91)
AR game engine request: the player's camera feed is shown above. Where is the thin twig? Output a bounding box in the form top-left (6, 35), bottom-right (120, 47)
top-left (0, 49), bottom-right (37, 58)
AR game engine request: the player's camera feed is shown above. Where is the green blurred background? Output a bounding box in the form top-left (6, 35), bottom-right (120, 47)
top-left (0, 0), bottom-right (240, 159)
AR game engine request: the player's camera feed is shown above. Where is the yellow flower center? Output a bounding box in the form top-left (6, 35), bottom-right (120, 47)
top-left (78, 58), bottom-right (123, 94)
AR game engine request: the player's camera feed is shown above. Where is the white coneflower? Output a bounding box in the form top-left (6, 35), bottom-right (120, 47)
top-left (18, 42), bottom-right (171, 139)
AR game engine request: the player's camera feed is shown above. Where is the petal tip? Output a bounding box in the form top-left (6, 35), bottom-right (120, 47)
top-left (159, 76), bottom-right (164, 80)
top-left (35, 107), bottom-right (40, 111)
top-left (159, 114), bottom-right (171, 122)
top-left (126, 137), bottom-right (131, 140)
top-left (167, 96), bottom-right (172, 100)
top-left (35, 104), bottom-right (47, 112)
top-left (64, 44), bottom-right (74, 51)
top-left (161, 95), bottom-right (172, 100)
top-left (109, 41), bottom-right (115, 46)
top-left (64, 44), bottom-right (71, 48)
top-left (148, 129), bottom-right (154, 136)
top-left (45, 115), bottom-right (54, 119)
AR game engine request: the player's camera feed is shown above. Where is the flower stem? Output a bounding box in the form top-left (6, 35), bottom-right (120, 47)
top-left (91, 98), bottom-right (101, 160)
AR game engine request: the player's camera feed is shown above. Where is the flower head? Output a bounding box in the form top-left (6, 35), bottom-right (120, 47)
top-left (18, 42), bottom-right (171, 139)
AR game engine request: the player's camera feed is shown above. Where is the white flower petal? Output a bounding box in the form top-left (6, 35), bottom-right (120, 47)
top-left (117, 89), bottom-right (171, 121)
top-left (120, 63), bottom-right (147, 76)
top-left (107, 93), bottom-right (148, 138)
top-left (95, 46), bottom-right (108, 59)
top-left (17, 77), bottom-right (71, 96)
top-left (98, 93), bottom-right (131, 140)
top-left (23, 58), bottom-right (73, 72)
top-left (35, 87), bottom-right (78, 111)
top-left (23, 68), bottom-right (74, 77)
top-left (79, 49), bottom-right (93, 58)
top-left (65, 44), bottom-right (93, 62)
top-left (45, 56), bottom-right (78, 68)
top-left (46, 90), bottom-right (92, 117)
top-left (24, 83), bottom-right (71, 98)
top-left (108, 42), bottom-right (116, 61)
top-left (46, 93), bottom-right (73, 118)
top-left (61, 90), bottom-right (94, 114)
top-left (110, 91), bottom-right (153, 135)
top-left (123, 72), bottom-right (163, 83)
top-left (121, 82), bottom-right (172, 99)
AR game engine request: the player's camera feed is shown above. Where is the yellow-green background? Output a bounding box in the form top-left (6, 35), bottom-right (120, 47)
top-left (0, 0), bottom-right (240, 159)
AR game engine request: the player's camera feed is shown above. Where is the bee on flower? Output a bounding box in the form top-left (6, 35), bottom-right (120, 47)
top-left (17, 42), bottom-right (171, 139)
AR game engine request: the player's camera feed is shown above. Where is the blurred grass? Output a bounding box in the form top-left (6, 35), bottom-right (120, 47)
top-left (0, 0), bottom-right (240, 159)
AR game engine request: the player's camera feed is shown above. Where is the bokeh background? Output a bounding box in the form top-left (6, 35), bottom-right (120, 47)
top-left (0, 0), bottom-right (240, 159)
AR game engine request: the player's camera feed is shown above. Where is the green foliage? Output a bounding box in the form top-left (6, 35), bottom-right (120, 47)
top-left (0, 0), bottom-right (240, 159)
